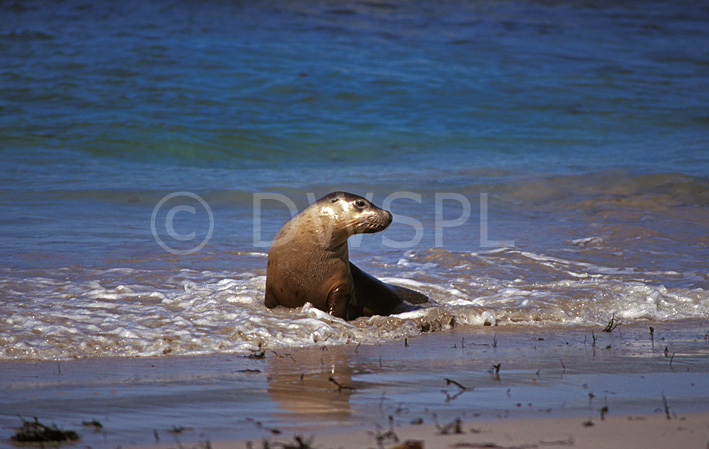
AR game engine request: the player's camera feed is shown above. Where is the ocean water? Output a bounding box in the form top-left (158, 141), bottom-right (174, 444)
top-left (1, 0), bottom-right (708, 360)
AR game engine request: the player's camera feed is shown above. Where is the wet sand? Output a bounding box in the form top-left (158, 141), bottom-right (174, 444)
top-left (193, 412), bottom-right (709, 449)
top-left (1, 320), bottom-right (708, 448)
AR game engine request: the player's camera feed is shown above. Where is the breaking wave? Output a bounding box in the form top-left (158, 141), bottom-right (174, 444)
top-left (1, 248), bottom-right (707, 361)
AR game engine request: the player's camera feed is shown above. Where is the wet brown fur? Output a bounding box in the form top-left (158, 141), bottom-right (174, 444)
top-left (265, 192), bottom-right (428, 320)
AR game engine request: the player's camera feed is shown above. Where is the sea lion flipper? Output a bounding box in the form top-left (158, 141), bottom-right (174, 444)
top-left (350, 262), bottom-right (429, 316)
top-left (387, 283), bottom-right (429, 305)
top-left (325, 285), bottom-right (352, 319)
top-left (264, 288), bottom-right (278, 309)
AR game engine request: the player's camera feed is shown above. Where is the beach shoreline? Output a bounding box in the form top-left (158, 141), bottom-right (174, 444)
top-left (2, 320), bottom-right (708, 449)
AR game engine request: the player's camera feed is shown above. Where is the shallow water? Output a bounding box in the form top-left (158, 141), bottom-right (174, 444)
top-left (1, 0), bottom-right (708, 360)
top-left (2, 171), bottom-right (707, 359)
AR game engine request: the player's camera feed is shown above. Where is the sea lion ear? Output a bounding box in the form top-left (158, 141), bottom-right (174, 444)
top-left (322, 192), bottom-right (345, 203)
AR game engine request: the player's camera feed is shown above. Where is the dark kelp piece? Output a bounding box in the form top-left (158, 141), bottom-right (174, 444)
top-left (11, 417), bottom-right (80, 443)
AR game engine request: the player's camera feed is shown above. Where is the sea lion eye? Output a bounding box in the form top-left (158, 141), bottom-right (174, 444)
top-left (355, 199), bottom-right (368, 209)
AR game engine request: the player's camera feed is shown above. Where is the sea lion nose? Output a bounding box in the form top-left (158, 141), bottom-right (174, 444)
top-left (385, 211), bottom-right (393, 225)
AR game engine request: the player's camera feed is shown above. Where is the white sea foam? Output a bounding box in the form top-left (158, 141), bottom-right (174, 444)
top-left (571, 236), bottom-right (606, 248)
top-left (1, 248), bottom-right (707, 360)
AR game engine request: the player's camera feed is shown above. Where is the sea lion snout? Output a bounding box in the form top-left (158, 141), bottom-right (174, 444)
top-left (362, 208), bottom-right (392, 233)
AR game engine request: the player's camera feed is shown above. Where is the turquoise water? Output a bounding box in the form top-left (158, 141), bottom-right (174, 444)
top-left (1, 0), bottom-right (708, 360)
top-left (4, 1), bottom-right (708, 171)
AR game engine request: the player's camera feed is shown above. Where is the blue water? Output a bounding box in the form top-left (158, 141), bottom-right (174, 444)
top-left (1, 0), bottom-right (708, 360)
top-left (4, 1), bottom-right (708, 169)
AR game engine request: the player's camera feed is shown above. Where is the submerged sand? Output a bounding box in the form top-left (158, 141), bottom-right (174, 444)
top-left (1, 320), bottom-right (708, 448)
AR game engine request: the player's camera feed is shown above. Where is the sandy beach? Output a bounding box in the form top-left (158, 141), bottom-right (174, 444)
top-left (2, 320), bottom-right (708, 449)
top-left (199, 412), bottom-right (709, 449)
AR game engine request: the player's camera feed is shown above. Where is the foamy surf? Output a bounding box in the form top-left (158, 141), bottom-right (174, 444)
top-left (1, 248), bottom-right (706, 361)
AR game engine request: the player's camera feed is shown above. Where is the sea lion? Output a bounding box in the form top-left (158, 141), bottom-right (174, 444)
top-left (265, 192), bottom-right (428, 320)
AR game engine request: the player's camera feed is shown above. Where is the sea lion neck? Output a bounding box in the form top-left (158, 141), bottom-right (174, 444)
top-left (309, 225), bottom-right (350, 254)
top-left (328, 240), bottom-right (349, 260)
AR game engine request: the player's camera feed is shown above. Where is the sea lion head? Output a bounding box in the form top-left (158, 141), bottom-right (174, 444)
top-left (317, 192), bottom-right (393, 240)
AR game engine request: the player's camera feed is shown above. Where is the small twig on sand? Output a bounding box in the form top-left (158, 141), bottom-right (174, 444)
top-left (602, 312), bottom-right (622, 332)
top-left (443, 378), bottom-right (472, 403)
top-left (328, 376), bottom-right (356, 392)
top-left (390, 440), bottom-right (424, 449)
top-left (82, 420), bottom-right (103, 430)
top-left (436, 417), bottom-right (464, 435)
top-left (246, 418), bottom-right (281, 436)
top-left (275, 435), bottom-right (316, 449)
top-left (489, 363), bottom-right (501, 381)
top-left (368, 424), bottom-right (399, 449)
top-left (662, 393), bottom-right (671, 420)
top-left (445, 378), bottom-right (469, 390)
